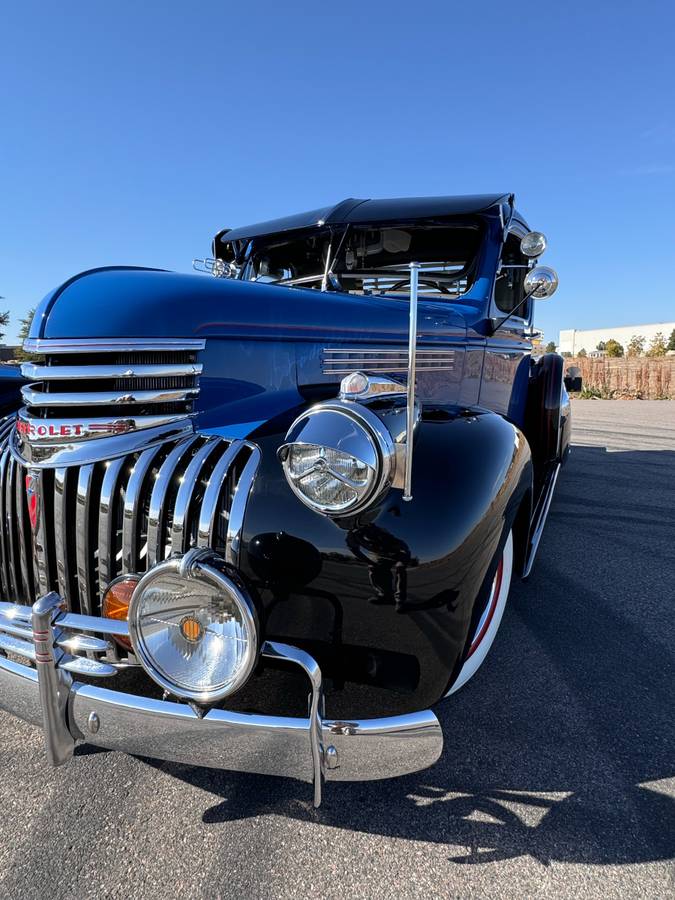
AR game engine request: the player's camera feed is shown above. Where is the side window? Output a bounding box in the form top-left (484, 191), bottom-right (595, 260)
top-left (494, 232), bottom-right (529, 316)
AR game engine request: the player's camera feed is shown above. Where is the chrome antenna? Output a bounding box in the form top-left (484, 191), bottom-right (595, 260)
top-left (403, 262), bottom-right (420, 502)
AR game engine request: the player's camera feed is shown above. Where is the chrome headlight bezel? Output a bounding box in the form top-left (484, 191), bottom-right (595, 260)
top-left (278, 401), bottom-right (396, 516)
top-left (128, 550), bottom-right (259, 704)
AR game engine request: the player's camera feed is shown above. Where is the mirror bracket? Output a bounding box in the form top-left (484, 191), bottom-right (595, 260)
top-left (489, 287), bottom-right (539, 335)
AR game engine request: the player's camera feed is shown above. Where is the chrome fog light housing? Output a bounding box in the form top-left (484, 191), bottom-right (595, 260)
top-left (278, 401), bottom-right (395, 516)
top-left (129, 550), bottom-right (259, 704)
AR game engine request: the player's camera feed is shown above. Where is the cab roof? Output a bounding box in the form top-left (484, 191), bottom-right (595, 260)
top-left (218, 193), bottom-right (514, 245)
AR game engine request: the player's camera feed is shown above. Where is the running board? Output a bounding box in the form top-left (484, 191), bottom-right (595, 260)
top-left (522, 462), bottom-right (561, 579)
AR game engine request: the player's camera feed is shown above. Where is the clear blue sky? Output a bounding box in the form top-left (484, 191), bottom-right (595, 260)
top-left (1, 1), bottom-right (673, 346)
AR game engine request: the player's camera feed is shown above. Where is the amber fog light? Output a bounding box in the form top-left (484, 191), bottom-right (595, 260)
top-left (102, 575), bottom-right (139, 651)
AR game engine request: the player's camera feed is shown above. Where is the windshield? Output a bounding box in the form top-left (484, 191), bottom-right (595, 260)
top-left (238, 220), bottom-right (484, 301)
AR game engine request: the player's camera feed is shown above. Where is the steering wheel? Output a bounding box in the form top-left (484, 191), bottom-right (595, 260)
top-left (388, 277), bottom-right (452, 295)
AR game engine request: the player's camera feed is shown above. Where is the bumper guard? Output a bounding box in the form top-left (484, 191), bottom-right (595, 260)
top-left (0, 595), bottom-right (443, 807)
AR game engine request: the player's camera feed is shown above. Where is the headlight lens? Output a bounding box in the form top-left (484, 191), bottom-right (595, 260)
top-left (129, 552), bottom-right (258, 703)
top-left (520, 231), bottom-right (547, 258)
top-left (285, 443), bottom-right (374, 511)
top-left (279, 403), bottom-right (394, 515)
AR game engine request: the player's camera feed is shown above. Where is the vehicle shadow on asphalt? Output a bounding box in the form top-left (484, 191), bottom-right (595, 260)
top-left (139, 445), bottom-right (675, 866)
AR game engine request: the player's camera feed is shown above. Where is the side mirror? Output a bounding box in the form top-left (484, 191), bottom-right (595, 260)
top-left (520, 231), bottom-right (547, 258)
top-left (564, 366), bottom-right (582, 392)
top-left (524, 266), bottom-right (559, 299)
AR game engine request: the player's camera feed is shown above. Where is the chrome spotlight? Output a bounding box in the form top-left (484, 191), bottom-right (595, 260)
top-left (129, 550), bottom-right (259, 704)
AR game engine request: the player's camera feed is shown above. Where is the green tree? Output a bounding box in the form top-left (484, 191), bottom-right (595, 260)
top-left (605, 339), bottom-right (624, 358)
top-left (545, 341), bottom-right (557, 353)
top-left (646, 332), bottom-right (667, 357)
top-left (14, 308), bottom-right (38, 361)
top-left (668, 328), bottom-right (675, 352)
top-left (577, 347), bottom-right (587, 357)
top-left (626, 334), bottom-right (646, 357)
top-left (0, 309), bottom-right (9, 343)
top-left (596, 341), bottom-right (606, 352)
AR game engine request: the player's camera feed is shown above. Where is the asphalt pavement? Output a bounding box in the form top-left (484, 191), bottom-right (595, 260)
top-left (0, 400), bottom-right (673, 899)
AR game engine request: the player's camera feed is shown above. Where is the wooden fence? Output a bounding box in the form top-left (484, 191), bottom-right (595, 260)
top-left (564, 356), bottom-right (675, 399)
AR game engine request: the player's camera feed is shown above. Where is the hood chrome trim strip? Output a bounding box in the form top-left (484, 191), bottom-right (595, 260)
top-left (23, 338), bottom-right (206, 354)
top-left (21, 362), bottom-right (203, 380)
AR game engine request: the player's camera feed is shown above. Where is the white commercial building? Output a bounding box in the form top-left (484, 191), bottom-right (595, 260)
top-left (558, 321), bottom-right (675, 355)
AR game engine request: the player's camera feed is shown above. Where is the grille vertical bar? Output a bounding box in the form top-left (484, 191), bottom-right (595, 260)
top-left (197, 441), bottom-right (243, 549)
top-left (121, 444), bottom-right (165, 574)
top-left (32, 468), bottom-right (52, 597)
top-left (6, 458), bottom-right (21, 602)
top-left (0, 443), bottom-right (10, 601)
top-left (170, 437), bottom-right (222, 555)
top-left (14, 465), bottom-right (33, 601)
top-left (53, 468), bottom-right (72, 606)
top-left (97, 456), bottom-right (126, 595)
top-left (146, 436), bottom-right (201, 568)
top-left (75, 465), bottom-right (95, 615)
top-left (0, 429), bottom-right (259, 613)
top-left (225, 447), bottom-right (261, 566)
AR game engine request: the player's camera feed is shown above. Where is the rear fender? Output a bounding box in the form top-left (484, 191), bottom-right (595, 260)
top-left (525, 353), bottom-right (570, 478)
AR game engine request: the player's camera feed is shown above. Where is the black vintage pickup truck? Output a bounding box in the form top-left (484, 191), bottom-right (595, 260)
top-left (0, 193), bottom-right (568, 806)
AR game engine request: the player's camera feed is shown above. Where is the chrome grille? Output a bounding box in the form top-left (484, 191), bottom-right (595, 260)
top-left (20, 338), bottom-right (204, 422)
top-left (0, 422), bottom-right (260, 615)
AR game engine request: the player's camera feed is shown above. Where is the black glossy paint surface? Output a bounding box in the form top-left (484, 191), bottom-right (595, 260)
top-left (240, 404), bottom-right (532, 717)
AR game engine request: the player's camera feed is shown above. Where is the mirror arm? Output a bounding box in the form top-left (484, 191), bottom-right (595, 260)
top-left (489, 287), bottom-right (539, 335)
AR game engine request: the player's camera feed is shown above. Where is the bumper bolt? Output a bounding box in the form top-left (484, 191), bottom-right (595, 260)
top-left (325, 745), bottom-right (339, 769)
top-left (87, 712), bottom-right (100, 734)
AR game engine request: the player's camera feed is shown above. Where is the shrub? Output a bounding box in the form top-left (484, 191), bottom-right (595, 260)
top-left (605, 339), bottom-right (624, 357)
top-left (627, 334), bottom-right (646, 357)
top-left (646, 332), bottom-right (667, 357)
top-left (580, 386), bottom-right (602, 399)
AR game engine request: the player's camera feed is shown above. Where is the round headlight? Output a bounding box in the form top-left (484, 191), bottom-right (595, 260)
top-left (520, 231), bottom-right (547, 258)
top-left (278, 402), bottom-right (395, 515)
top-left (129, 551), bottom-right (258, 703)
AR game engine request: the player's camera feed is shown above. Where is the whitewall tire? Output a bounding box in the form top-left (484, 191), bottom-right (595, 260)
top-left (446, 530), bottom-right (513, 696)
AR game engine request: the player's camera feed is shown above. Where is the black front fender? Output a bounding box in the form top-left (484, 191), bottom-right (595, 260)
top-left (241, 404), bottom-right (532, 716)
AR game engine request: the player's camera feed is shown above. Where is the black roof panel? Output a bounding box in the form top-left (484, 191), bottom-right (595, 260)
top-left (220, 193), bottom-right (512, 243)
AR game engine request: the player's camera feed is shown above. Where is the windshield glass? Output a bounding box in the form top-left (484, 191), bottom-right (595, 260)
top-left (239, 220), bottom-right (484, 301)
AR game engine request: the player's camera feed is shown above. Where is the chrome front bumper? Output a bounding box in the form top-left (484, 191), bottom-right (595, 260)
top-left (0, 595), bottom-right (443, 807)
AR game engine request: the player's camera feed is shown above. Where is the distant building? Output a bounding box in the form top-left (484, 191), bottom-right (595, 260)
top-left (558, 322), bottom-right (675, 355)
